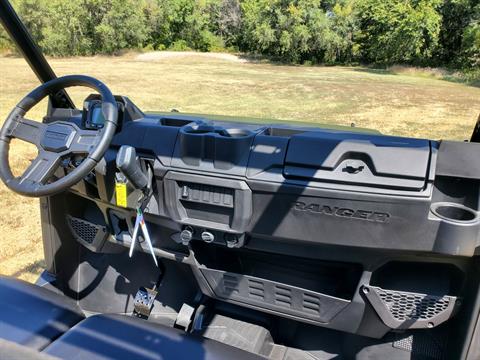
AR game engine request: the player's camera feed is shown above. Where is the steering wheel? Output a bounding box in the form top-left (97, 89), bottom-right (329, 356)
top-left (0, 75), bottom-right (118, 197)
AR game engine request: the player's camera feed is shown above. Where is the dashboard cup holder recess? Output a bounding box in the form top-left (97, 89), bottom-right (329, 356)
top-left (177, 124), bottom-right (256, 171)
top-left (218, 129), bottom-right (253, 138)
top-left (184, 125), bottom-right (216, 134)
top-left (183, 125), bottom-right (254, 138)
top-left (430, 202), bottom-right (480, 256)
top-left (430, 202), bottom-right (479, 224)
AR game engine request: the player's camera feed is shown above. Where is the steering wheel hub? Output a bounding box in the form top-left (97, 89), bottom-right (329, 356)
top-left (40, 123), bottom-right (77, 152)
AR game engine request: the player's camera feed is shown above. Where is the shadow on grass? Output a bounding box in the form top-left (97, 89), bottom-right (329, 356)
top-left (352, 67), bottom-right (392, 76)
top-left (10, 259), bottom-right (46, 278)
top-left (352, 66), bottom-right (480, 88)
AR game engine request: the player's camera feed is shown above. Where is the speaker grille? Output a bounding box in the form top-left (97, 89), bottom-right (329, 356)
top-left (377, 288), bottom-right (450, 321)
top-left (363, 285), bottom-right (458, 329)
top-left (67, 216), bottom-right (105, 245)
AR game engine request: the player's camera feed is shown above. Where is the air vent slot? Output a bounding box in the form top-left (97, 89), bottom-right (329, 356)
top-left (274, 286), bottom-right (292, 308)
top-left (303, 293), bottom-right (321, 315)
top-left (223, 274), bottom-right (240, 295)
top-left (248, 279), bottom-right (265, 301)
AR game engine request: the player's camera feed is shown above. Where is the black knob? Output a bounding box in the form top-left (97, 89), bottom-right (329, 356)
top-left (201, 231), bottom-right (215, 243)
top-left (180, 227), bottom-right (193, 245)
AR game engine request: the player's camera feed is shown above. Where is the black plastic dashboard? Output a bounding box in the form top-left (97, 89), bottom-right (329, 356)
top-left (49, 94), bottom-right (480, 339)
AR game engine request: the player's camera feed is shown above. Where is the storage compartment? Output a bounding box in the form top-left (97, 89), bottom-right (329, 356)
top-left (159, 117), bottom-right (194, 127)
top-left (184, 124), bottom-right (215, 134)
top-left (283, 131), bottom-right (432, 191)
top-left (263, 127), bottom-right (307, 137)
top-left (194, 243), bottom-right (362, 299)
top-left (108, 209), bottom-right (188, 255)
top-left (192, 242), bottom-right (363, 325)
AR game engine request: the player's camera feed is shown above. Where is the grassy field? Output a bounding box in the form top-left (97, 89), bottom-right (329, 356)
top-left (1, 52), bottom-right (480, 283)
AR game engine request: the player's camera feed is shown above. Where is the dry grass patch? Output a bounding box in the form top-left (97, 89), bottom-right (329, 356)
top-left (1, 53), bottom-right (480, 282)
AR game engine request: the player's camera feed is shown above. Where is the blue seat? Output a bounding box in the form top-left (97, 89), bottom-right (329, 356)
top-left (0, 276), bottom-right (84, 350)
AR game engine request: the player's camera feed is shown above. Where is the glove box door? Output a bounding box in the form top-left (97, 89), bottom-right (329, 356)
top-left (283, 131), bottom-right (432, 191)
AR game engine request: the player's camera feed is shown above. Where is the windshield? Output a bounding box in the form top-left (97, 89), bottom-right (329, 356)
top-left (1, 0), bottom-right (479, 142)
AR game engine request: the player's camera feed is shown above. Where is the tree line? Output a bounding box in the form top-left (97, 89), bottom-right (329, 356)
top-left (0, 0), bottom-right (478, 69)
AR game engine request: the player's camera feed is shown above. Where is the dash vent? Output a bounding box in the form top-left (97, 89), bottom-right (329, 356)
top-left (303, 293), bottom-right (321, 315)
top-left (274, 286), bottom-right (292, 308)
top-left (222, 274), bottom-right (240, 295)
top-left (248, 279), bottom-right (265, 301)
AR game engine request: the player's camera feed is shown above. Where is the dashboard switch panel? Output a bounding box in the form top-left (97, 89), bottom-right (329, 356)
top-left (164, 172), bottom-right (252, 234)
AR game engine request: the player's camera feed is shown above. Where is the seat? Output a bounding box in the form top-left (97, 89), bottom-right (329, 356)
top-left (0, 276), bottom-right (84, 350)
top-left (44, 314), bottom-right (265, 359)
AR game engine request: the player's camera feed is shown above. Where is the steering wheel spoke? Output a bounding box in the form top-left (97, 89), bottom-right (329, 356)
top-left (15, 151), bottom-right (61, 187)
top-left (5, 116), bottom-right (46, 145)
top-left (70, 129), bottom-right (101, 154)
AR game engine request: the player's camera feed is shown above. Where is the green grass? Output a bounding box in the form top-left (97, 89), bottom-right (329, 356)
top-left (1, 52), bottom-right (480, 282)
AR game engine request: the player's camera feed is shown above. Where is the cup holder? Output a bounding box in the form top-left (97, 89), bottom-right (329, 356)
top-left (184, 125), bottom-right (216, 134)
top-left (178, 124), bottom-right (256, 170)
top-left (218, 129), bottom-right (253, 138)
top-left (431, 202), bottom-right (479, 224)
top-left (183, 125), bottom-right (254, 138)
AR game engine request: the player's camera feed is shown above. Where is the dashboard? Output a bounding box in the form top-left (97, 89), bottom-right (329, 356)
top-left (48, 94), bottom-right (480, 337)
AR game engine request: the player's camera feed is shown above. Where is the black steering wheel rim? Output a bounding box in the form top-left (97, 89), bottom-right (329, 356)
top-left (0, 75), bottom-right (118, 197)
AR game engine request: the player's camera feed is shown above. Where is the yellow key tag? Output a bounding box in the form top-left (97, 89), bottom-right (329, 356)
top-left (115, 182), bottom-right (128, 208)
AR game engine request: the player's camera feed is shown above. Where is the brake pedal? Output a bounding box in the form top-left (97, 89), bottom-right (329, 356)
top-left (175, 303), bottom-right (196, 331)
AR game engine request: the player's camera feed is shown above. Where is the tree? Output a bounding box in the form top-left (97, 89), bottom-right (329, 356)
top-left (94, 0), bottom-right (148, 54)
top-left (0, 0), bottom-right (474, 68)
top-left (461, 3), bottom-right (480, 66)
top-left (438, 0), bottom-right (476, 66)
top-left (356, 0), bottom-right (443, 64)
top-left (210, 0), bottom-right (242, 47)
top-left (39, 0), bottom-right (91, 56)
top-left (16, 0), bottom-right (48, 46)
top-left (0, 27), bottom-right (12, 52)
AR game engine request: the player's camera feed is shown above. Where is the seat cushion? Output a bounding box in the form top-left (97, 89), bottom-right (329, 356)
top-left (0, 276), bottom-right (84, 350)
top-left (44, 314), bottom-right (264, 360)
